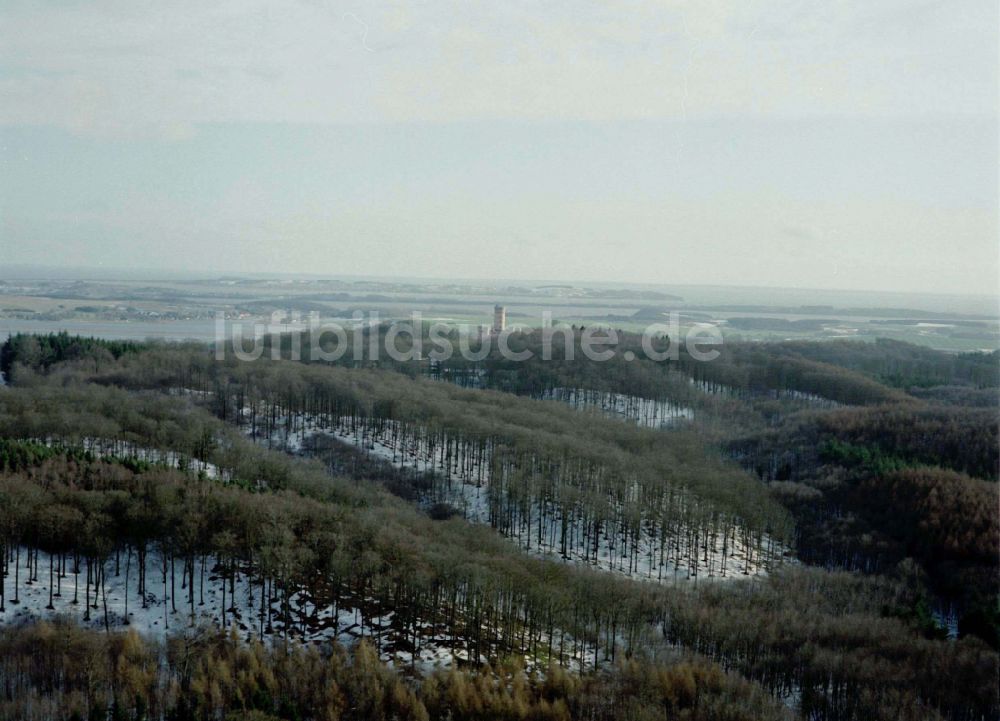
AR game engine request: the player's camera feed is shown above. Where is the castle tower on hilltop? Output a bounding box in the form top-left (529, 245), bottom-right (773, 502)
top-left (492, 304), bottom-right (507, 335)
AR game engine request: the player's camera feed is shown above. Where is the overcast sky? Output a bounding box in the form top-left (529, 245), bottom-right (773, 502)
top-left (1, 1), bottom-right (997, 295)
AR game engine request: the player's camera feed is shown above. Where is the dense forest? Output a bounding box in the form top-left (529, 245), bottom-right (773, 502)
top-left (0, 332), bottom-right (997, 721)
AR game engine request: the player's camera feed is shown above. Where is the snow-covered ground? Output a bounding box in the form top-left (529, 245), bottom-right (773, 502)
top-left (0, 548), bottom-right (596, 671)
top-left (689, 378), bottom-right (840, 407)
top-left (252, 410), bottom-right (778, 583)
top-left (80, 437), bottom-right (223, 479)
top-left (539, 387), bottom-right (694, 427)
top-left (33, 436), bottom-right (224, 480)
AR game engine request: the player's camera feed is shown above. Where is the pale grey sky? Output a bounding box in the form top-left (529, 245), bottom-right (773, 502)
top-left (1, 1), bottom-right (997, 294)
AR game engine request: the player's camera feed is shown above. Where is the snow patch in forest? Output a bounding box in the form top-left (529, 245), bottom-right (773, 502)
top-left (538, 387), bottom-right (694, 427)
top-left (689, 379), bottom-right (840, 407)
top-left (0, 550), bottom-right (595, 674)
top-left (34, 436), bottom-right (224, 480)
top-left (248, 409), bottom-right (780, 583)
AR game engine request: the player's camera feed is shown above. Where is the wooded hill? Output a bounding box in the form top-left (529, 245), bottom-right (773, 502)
top-left (0, 619), bottom-right (787, 721)
top-left (0, 333), bottom-right (997, 721)
top-left (53, 344), bottom-right (796, 582)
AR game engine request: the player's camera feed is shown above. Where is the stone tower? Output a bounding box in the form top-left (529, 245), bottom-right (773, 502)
top-left (492, 304), bottom-right (507, 334)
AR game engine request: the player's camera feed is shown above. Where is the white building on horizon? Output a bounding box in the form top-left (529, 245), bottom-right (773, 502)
top-left (492, 304), bottom-right (507, 335)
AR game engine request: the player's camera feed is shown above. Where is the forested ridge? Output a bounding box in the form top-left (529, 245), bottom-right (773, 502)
top-left (55, 343), bottom-right (795, 580)
top-left (0, 331), bottom-right (144, 385)
top-left (0, 332), bottom-right (997, 721)
top-left (197, 327), bottom-right (935, 408)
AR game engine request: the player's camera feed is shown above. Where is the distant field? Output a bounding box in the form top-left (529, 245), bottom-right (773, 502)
top-left (1, 276), bottom-right (996, 351)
